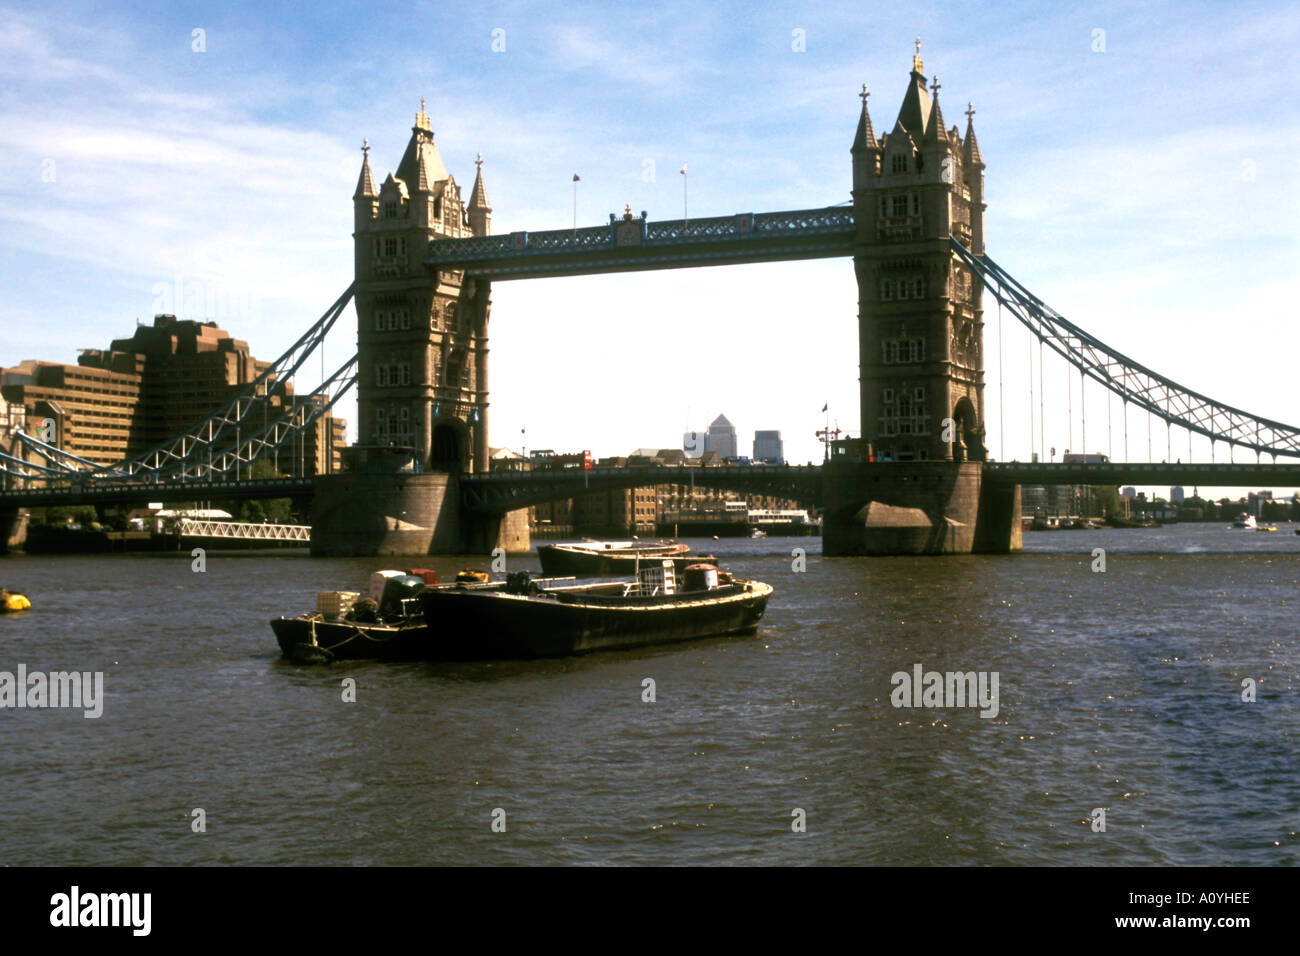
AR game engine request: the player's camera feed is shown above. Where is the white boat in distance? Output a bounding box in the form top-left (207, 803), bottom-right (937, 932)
top-left (1232, 513), bottom-right (1257, 530)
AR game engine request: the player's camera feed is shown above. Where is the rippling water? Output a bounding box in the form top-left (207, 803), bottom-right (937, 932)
top-left (1, 523), bottom-right (1297, 865)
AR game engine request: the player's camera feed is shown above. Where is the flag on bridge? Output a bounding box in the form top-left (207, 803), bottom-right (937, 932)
top-left (680, 163), bottom-right (687, 174)
top-left (821, 403), bottom-right (828, 412)
top-left (573, 173), bottom-right (580, 182)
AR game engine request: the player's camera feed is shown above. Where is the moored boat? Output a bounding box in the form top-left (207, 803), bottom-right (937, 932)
top-left (537, 539), bottom-right (716, 576)
top-left (271, 568), bottom-right (455, 663)
top-left (1231, 513), bottom-right (1257, 530)
top-left (419, 562), bottom-right (772, 659)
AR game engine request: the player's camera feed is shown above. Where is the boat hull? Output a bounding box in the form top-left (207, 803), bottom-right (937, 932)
top-left (419, 582), bottom-right (772, 659)
top-left (270, 615), bottom-right (432, 662)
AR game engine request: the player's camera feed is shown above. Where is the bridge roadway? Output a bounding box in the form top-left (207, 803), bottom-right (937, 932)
top-left (425, 207), bottom-right (857, 279)
top-left (0, 477), bottom-right (315, 509)
top-left (458, 461), bottom-right (1300, 516)
top-left (981, 461), bottom-right (1300, 489)
top-left (3, 463), bottom-right (1298, 512)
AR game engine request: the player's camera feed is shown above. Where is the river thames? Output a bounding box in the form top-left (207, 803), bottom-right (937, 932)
top-left (1, 524), bottom-right (1296, 866)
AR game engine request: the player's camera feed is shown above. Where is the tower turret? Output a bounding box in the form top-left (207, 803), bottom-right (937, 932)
top-left (353, 139), bottom-right (378, 230)
top-left (468, 153), bottom-right (492, 237)
top-left (851, 85), bottom-right (881, 191)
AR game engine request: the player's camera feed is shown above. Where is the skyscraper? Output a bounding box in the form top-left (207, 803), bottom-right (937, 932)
top-left (753, 430), bottom-right (784, 463)
top-left (705, 414), bottom-right (737, 459)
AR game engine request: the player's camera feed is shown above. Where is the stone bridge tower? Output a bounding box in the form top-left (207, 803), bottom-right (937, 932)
top-left (352, 99), bottom-right (493, 474)
top-left (313, 102), bottom-right (526, 556)
top-left (852, 42), bottom-right (987, 462)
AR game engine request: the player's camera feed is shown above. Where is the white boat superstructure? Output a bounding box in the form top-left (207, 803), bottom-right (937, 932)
top-left (1232, 513), bottom-right (1257, 530)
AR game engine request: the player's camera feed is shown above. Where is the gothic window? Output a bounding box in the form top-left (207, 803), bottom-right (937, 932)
top-left (398, 238), bottom-right (406, 256)
top-left (374, 312), bottom-right (385, 332)
top-left (400, 310), bottom-right (410, 330)
top-left (911, 277), bottom-right (925, 298)
top-left (910, 192), bottom-right (921, 216)
top-left (399, 407), bottom-right (409, 421)
top-left (891, 195), bottom-right (908, 217)
top-left (384, 238), bottom-right (397, 257)
top-left (891, 154), bottom-right (907, 174)
top-left (884, 341), bottom-right (899, 364)
top-left (434, 197), bottom-right (442, 219)
top-left (882, 388), bottom-right (894, 404)
top-left (880, 280), bottom-right (894, 302)
top-left (375, 365), bottom-right (387, 387)
top-left (445, 303), bottom-right (458, 328)
top-left (446, 361), bottom-right (459, 386)
top-left (879, 196), bottom-right (888, 218)
top-left (896, 279), bottom-right (909, 299)
top-left (384, 201), bottom-right (397, 219)
top-left (400, 363), bottom-right (411, 386)
top-left (430, 304), bottom-right (440, 331)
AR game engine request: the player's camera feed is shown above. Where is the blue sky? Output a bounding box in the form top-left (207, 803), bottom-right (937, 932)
top-left (1, 0), bottom-right (1298, 485)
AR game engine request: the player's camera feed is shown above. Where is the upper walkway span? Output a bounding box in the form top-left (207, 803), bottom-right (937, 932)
top-left (424, 207), bottom-right (857, 280)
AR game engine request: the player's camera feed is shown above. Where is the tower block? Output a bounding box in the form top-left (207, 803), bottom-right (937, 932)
top-left (311, 101), bottom-right (528, 556)
top-left (825, 44), bottom-right (1019, 555)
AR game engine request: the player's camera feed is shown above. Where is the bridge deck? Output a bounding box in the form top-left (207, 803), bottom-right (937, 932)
top-left (3, 462), bottom-right (1297, 511)
top-left (425, 207), bottom-right (857, 279)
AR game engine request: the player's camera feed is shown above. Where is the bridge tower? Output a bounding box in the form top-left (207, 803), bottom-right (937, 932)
top-left (825, 43), bottom-right (1017, 554)
top-left (313, 101), bottom-right (528, 556)
top-left (852, 42), bottom-right (987, 462)
top-left (352, 100), bottom-right (492, 475)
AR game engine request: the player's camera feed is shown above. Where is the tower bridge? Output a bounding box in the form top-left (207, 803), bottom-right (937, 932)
top-left (5, 44), bottom-right (1300, 557)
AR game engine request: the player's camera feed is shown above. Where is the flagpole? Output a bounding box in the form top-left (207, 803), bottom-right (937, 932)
top-left (681, 163), bottom-right (688, 225)
top-left (572, 176), bottom-right (577, 235)
top-left (824, 404), bottom-right (830, 463)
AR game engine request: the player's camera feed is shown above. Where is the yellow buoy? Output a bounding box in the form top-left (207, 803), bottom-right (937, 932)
top-left (3, 592), bottom-right (31, 612)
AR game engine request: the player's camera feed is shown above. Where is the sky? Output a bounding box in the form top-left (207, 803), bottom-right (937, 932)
top-left (1, 0), bottom-right (1298, 495)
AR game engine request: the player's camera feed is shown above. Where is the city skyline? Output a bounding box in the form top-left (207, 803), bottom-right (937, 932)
top-left (1, 2), bottom-right (1297, 483)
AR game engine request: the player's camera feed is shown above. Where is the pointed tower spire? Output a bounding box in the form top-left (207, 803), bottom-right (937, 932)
top-left (852, 84), bottom-right (879, 152)
top-left (895, 41), bottom-right (932, 143)
top-left (924, 75), bottom-right (947, 144)
top-left (396, 96), bottom-right (448, 192)
top-left (468, 152), bottom-right (492, 236)
top-left (469, 153), bottom-right (491, 210)
top-left (353, 138), bottom-right (378, 200)
top-left (963, 101), bottom-right (983, 166)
